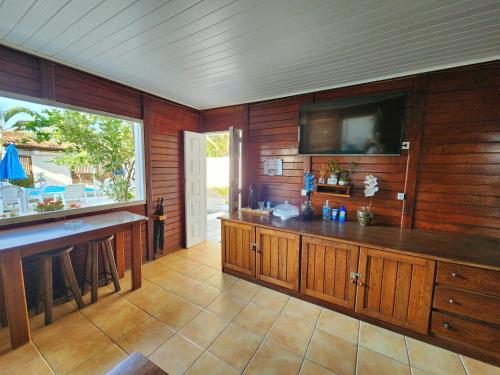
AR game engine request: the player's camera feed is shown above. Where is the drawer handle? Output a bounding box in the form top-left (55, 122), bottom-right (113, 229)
top-left (451, 272), bottom-right (457, 278)
top-left (449, 298), bottom-right (454, 304)
top-left (442, 322), bottom-right (451, 329)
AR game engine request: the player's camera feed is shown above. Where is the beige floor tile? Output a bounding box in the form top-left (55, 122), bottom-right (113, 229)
top-left (115, 318), bottom-right (175, 356)
top-left (29, 301), bottom-right (78, 332)
top-left (0, 343), bottom-right (54, 375)
top-left (316, 308), bottom-right (359, 344)
top-left (268, 312), bottom-right (315, 356)
top-left (81, 285), bottom-right (117, 306)
top-left (357, 346), bottom-right (411, 375)
top-left (282, 297), bottom-right (321, 327)
top-left (183, 264), bottom-right (218, 281)
top-left (142, 261), bottom-right (172, 279)
top-left (411, 367), bottom-right (431, 375)
top-left (121, 279), bottom-right (173, 315)
top-left (251, 287), bottom-right (289, 314)
top-left (157, 254), bottom-right (201, 273)
top-left (300, 359), bottom-right (336, 375)
top-left (206, 272), bottom-right (238, 290)
top-left (180, 282), bottom-right (222, 307)
top-left (180, 311), bottom-right (229, 349)
top-left (208, 323), bottom-right (262, 371)
top-left (152, 291), bottom-right (202, 330)
top-left (186, 352), bottom-right (239, 375)
top-left (359, 322), bottom-right (408, 363)
top-left (406, 337), bottom-right (466, 375)
top-left (68, 344), bottom-right (127, 375)
top-left (81, 293), bottom-right (150, 341)
top-left (193, 240), bottom-right (220, 252)
top-left (173, 247), bottom-right (204, 260)
top-left (148, 268), bottom-right (201, 295)
top-left (460, 356), bottom-right (500, 375)
top-left (227, 279), bottom-right (262, 302)
top-left (244, 338), bottom-right (303, 375)
top-left (149, 334), bottom-right (204, 375)
top-left (233, 301), bottom-right (278, 337)
top-left (306, 329), bottom-right (357, 375)
top-left (207, 292), bottom-right (248, 321)
top-left (32, 312), bottom-right (113, 374)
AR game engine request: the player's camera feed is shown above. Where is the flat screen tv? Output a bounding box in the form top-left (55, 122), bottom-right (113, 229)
top-left (299, 92), bottom-right (406, 155)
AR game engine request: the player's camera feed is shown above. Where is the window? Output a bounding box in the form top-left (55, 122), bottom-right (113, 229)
top-left (0, 95), bottom-right (145, 224)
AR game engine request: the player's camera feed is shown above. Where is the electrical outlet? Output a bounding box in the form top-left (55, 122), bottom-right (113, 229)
top-left (301, 189), bottom-right (307, 196)
top-left (401, 141), bottom-right (410, 150)
top-left (397, 192), bottom-right (406, 200)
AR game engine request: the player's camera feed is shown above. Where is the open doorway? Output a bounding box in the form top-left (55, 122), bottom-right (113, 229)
top-left (206, 131), bottom-right (229, 242)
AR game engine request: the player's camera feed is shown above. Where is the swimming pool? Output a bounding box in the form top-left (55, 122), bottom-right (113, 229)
top-left (25, 186), bottom-right (96, 197)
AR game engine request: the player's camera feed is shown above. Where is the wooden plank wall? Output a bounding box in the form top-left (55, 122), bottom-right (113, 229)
top-left (145, 96), bottom-right (201, 252)
top-left (201, 61), bottom-right (500, 238)
top-left (413, 63), bottom-right (500, 238)
top-left (0, 44), bottom-right (203, 306)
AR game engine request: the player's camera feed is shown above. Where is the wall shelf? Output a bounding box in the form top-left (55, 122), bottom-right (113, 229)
top-left (315, 183), bottom-right (351, 197)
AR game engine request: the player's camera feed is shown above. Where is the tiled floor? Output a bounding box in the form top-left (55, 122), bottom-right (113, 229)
top-left (0, 240), bottom-right (499, 375)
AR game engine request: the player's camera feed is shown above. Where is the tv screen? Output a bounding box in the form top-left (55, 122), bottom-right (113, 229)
top-left (299, 92), bottom-right (406, 155)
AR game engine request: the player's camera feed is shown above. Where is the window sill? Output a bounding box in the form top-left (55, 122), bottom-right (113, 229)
top-left (0, 200), bottom-right (146, 227)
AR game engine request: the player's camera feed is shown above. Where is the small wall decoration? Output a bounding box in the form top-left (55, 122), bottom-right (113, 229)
top-left (358, 174), bottom-right (379, 225)
top-left (264, 158), bottom-right (283, 176)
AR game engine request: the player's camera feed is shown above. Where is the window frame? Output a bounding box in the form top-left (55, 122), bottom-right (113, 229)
top-left (0, 91), bottom-right (147, 227)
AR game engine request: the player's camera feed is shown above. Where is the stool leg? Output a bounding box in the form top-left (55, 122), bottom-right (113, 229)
top-left (0, 267), bottom-right (8, 327)
top-left (60, 253), bottom-right (85, 309)
top-left (101, 248), bottom-right (111, 286)
top-left (41, 257), bottom-right (53, 325)
top-left (91, 243), bottom-right (99, 304)
top-left (82, 246), bottom-right (92, 296)
top-left (104, 239), bottom-right (121, 292)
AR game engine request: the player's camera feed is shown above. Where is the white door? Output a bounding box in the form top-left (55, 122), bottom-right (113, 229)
top-left (229, 126), bottom-right (243, 212)
top-left (184, 131), bottom-right (207, 248)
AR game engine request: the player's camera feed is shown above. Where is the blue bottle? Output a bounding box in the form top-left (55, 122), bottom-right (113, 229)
top-left (322, 200), bottom-right (331, 220)
top-left (331, 207), bottom-right (339, 221)
top-left (339, 205), bottom-right (347, 223)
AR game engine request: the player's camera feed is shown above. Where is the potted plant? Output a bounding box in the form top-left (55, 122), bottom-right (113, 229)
top-left (35, 198), bottom-right (64, 213)
top-left (338, 162), bottom-right (358, 185)
top-left (326, 160), bottom-right (341, 184)
top-left (358, 175), bottom-right (378, 225)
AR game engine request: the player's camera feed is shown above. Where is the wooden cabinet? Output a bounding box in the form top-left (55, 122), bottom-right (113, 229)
top-left (355, 247), bottom-right (436, 334)
top-left (255, 228), bottom-right (300, 291)
top-left (221, 221), bottom-right (255, 276)
top-left (300, 236), bottom-right (359, 308)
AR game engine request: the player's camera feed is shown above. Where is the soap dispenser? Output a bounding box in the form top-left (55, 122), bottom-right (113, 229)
top-left (339, 205), bottom-right (347, 223)
top-left (322, 200), bottom-right (331, 220)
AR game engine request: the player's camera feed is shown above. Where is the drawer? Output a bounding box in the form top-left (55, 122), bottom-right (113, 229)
top-left (436, 262), bottom-right (500, 296)
top-left (431, 312), bottom-right (500, 353)
top-left (433, 286), bottom-right (500, 325)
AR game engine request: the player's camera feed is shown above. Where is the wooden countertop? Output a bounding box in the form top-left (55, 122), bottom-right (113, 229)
top-left (0, 211), bottom-right (147, 254)
top-left (219, 213), bottom-right (500, 270)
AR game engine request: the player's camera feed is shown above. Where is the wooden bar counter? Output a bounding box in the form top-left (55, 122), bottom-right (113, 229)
top-left (0, 211), bottom-right (147, 349)
top-left (219, 213), bottom-right (500, 365)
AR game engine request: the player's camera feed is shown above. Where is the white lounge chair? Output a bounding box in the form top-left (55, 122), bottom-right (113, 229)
top-left (0, 185), bottom-right (26, 213)
top-left (62, 183), bottom-right (88, 206)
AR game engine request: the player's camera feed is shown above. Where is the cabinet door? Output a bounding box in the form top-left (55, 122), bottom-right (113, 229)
top-left (221, 221), bottom-right (255, 276)
top-left (355, 247), bottom-right (436, 334)
top-left (301, 236), bottom-right (359, 309)
top-left (256, 228), bottom-right (300, 290)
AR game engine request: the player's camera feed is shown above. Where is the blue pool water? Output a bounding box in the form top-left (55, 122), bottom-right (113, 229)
top-left (25, 186), bottom-right (95, 197)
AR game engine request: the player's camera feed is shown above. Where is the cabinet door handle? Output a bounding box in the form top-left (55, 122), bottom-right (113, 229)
top-left (357, 281), bottom-right (365, 286)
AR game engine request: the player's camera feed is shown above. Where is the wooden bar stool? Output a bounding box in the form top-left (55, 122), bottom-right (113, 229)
top-left (82, 235), bottom-right (121, 303)
top-left (36, 246), bottom-right (85, 325)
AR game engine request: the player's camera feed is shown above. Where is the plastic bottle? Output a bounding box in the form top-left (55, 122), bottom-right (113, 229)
top-left (339, 205), bottom-right (347, 223)
top-left (331, 207), bottom-right (339, 221)
top-left (322, 200), bottom-right (331, 220)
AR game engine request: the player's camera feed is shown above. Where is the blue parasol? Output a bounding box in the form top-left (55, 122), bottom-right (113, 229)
top-left (0, 144), bottom-right (28, 180)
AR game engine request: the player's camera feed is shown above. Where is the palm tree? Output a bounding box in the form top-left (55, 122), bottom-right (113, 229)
top-left (0, 106), bottom-right (35, 157)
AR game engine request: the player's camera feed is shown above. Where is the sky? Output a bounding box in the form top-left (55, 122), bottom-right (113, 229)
top-left (0, 96), bottom-right (56, 130)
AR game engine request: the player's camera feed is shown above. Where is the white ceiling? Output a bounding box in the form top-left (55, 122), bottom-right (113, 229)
top-left (0, 0), bottom-right (499, 109)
